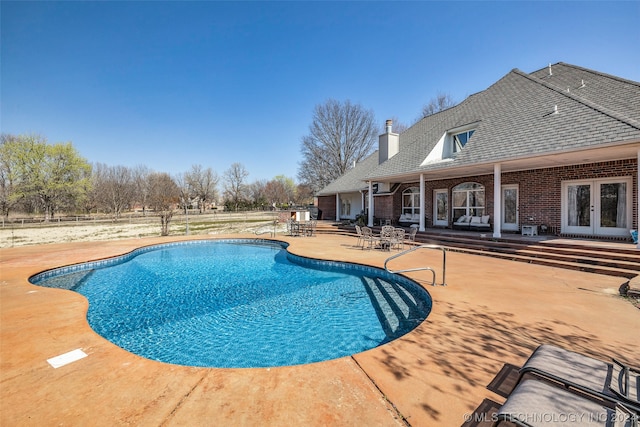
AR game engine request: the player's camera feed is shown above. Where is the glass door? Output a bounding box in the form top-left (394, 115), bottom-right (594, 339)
top-left (433, 189), bottom-right (448, 226)
top-left (594, 179), bottom-right (631, 236)
top-left (562, 177), bottom-right (631, 236)
top-left (501, 185), bottom-right (518, 231)
top-left (563, 181), bottom-right (593, 234)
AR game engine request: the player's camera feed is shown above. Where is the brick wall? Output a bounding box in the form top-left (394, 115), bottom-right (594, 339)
top-left (372, 158), bottom-right (638, 233)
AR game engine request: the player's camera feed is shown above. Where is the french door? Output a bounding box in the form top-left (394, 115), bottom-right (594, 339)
top-left (433, 189), bottom-right (448, 226)
top-left (501, 185), bottom-right (519, 231)
top-left (562, 177), bottom-right (632, 236)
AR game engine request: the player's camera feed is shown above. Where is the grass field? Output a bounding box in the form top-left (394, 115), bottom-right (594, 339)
top-left (0, 211), bottom-right (282, 248)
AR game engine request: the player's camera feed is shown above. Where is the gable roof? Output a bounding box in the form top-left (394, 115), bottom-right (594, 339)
top-left (365, 62), bottom-right (640, 181)
top-left (316, 150), bottom-right (380, 196)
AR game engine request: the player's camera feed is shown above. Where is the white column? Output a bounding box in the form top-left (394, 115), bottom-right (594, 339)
top-left (335, 193), bottom-right (340, 221)
top-left (493, 163), bottom-right (502, 238)
top-left (419, 173), bottom-right (426, 232)
top-left (637, 150), bottom-right (639, 248)
top-left (368, 181), bottom-right (374, 227)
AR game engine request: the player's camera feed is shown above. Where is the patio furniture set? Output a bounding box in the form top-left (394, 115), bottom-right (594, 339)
top-left (287, 219), bottom-right (317, 237)
top-left (355, 225), bottom-right (415, 251)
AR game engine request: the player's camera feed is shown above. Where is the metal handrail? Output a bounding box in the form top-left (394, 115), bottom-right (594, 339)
top-left (255, 220), bottom-right (279, 237)
top-left (383, 244), bottom-right (447, 286)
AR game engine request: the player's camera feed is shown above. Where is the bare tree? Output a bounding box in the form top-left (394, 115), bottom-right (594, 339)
top-left (264, 179), bottom-right (289, 208)
top-left (147, 172), bottom-right (179, 236)
top-left (381, 117), bottom-right (409, 134)
top-left (295, 183), bottom-right (315, 206)
top-left (132, 164), bottom-right (152, 215)
top-left (223, 162), bottom-right (249, 211)
top-left (298, 99), bottom-right (377, 193)
top-left (185, 164), bottom-right (218, 213)
top-left (247, 179), bottom-right (267, 209)
top-left (93, 163), bottom-right (135, 219)
top-left (421, 92), bottom-right (457, 118)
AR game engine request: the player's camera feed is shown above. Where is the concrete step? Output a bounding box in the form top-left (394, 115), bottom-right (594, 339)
top-left (329, 223), bottom-right (639, 280)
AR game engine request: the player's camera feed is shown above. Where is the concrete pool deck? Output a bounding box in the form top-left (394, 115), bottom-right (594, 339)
top-left (1, 233), bottom-right (638, 426)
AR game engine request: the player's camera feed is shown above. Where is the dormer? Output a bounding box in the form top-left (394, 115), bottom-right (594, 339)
top-left (421, 123), bottom-right (478, 165)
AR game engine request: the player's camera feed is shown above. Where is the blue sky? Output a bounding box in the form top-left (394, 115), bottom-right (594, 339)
top-left (2, 1), bottom-right (639, 183)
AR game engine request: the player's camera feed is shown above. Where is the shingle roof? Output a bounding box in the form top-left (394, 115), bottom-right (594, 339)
top-left (365, 63), bottom-right (640, 181)
top-left (316, 150), bottom-right (380, 195)
top-left (529, 62), bottom-right (640, 123)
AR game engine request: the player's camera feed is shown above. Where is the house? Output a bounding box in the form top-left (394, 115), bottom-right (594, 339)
top-left (316, 62), bottom-right (640, 246)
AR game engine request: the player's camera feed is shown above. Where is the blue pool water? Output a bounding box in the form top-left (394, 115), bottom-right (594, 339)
top-left (31, 240), bottom-right (432, 368)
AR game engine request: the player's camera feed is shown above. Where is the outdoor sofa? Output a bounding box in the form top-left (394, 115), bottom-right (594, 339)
top-left (453, 214), bottom-right (491, 230)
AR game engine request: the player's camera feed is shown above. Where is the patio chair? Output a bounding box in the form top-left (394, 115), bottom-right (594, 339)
top-left (407, 225), bottom-right (418, 243)
top-left (493, 379), bottom-right (638, 426)
top-left (379, 225), bottom-right (395, 251)
top-left (515, 344), bottom-right (640, 413)
top-left (354, 224), bottom-right (364, 248)
top-left (361, 226), bottom-right (377, 250)
top-left (305, 220), bottom-right (317, 237)
top-left (391, 228), bottom-right (405, 251)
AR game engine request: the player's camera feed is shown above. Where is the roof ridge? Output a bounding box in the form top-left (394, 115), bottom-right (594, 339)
top-left (554, 62), bottom-right (640, 88)
top-left (512, 68), bottom-right (640, 131)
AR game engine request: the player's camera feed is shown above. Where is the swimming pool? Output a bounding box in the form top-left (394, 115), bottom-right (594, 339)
top-left (30, 239), bottom-right (432, 368)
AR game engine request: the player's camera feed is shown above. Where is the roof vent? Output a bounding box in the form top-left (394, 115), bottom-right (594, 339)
top-left (385, 119), bottom-right (393, 134)
top-left (580, 79), bottom-right (586, 88)
top-left (548, 63), bottom-right (553, 76)
top-left (552, 105), bottom-right (558, 115)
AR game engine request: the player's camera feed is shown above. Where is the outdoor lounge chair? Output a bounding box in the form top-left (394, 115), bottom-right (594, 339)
top-left (516, 344), bottom-right (640, 413)
top-left (493, 379), bottom-right (639, 426)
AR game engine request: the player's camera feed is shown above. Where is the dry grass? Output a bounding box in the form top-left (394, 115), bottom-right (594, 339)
top-left (0, 211), bottom-right (281, 248)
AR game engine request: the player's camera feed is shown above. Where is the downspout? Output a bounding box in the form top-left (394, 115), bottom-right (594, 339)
top-left (368, 181), bottom-right (374, 227)
top-left (419, 174), bottom-right (425, 232)
top-left (493, 163), bottom-right (502, 238)
top-left (335, 193), bottom-right (340, 222)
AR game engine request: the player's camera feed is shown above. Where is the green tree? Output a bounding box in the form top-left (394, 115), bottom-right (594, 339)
top-left (40, 142), bottom-right (91, 219)
top-left (0, 134), bottom-right (23, 217)
top-left (0, 134), bottom-right (90, 220)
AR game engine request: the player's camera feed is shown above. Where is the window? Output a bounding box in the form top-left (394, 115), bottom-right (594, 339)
top-left (452, 182), bottom-right (485, 219)
top-left (452, 129), bottom-right (475, 153)
top-left (402, 187), bottom-right (420, 217)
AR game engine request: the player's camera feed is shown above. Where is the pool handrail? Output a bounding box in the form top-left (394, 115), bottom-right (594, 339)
top-left (383, 244), bottom-right (447, 286)
top-left (255, 219), bottom-right (279, 237)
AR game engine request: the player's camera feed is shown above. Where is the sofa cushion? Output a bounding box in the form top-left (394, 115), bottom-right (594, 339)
top-left (481, 215), bottom-right (490, 224)
top-left (457, 215), bottom-right (467, 223)
top-left (470, 216), bottom-right (481, 224)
